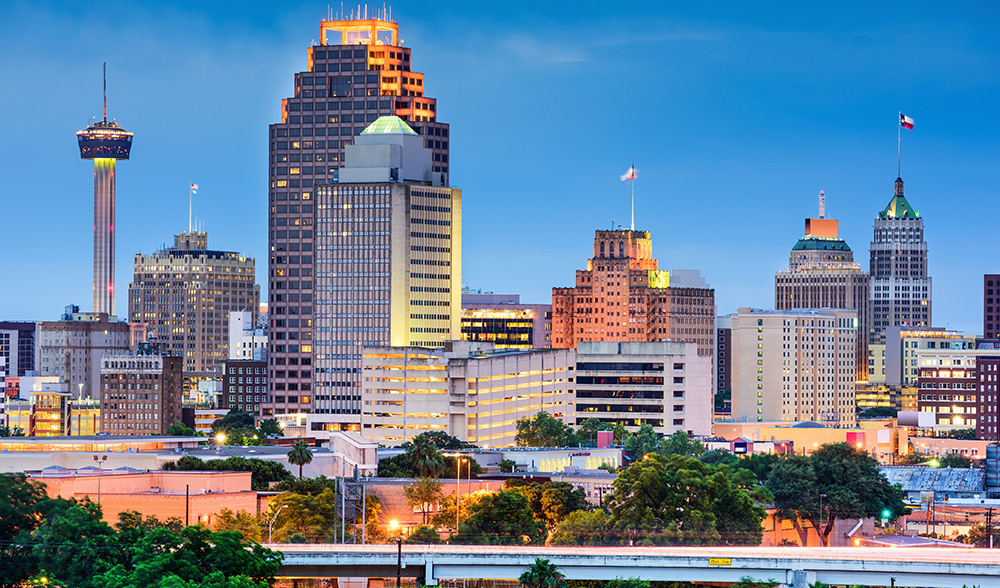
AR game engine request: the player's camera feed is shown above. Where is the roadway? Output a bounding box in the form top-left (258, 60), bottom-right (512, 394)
top-left (273, 544), bottom-right (1000, 588)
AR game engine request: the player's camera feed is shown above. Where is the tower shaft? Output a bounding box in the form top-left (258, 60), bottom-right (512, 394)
top-left (93, 158), bottom-right (116, 315)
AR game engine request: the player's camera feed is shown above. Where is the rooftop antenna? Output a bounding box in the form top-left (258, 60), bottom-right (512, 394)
top-left (819, 190), bottom-right (825, 219)
top-left (102, 62), bottom-right (107, 123)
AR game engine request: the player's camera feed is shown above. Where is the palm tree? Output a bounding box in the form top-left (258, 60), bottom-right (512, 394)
top-left (407, 434), bottom-right (444, 477)
top-left (519, 558), bottom-right (566, 588)
top-left (287, 440), bottom-right (314, 479)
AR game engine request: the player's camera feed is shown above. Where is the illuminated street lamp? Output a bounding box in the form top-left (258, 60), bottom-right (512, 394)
top-left (93, 454), bottom-right (108, 505)
top-left (268, 504), bottom-right (288, 543)
top-left (215, 432), bottom-right (227, 445)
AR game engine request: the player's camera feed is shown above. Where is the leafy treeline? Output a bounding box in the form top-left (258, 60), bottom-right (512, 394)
top-left (161, 455), bottom-right (292, 490)
top-left (0, 473), bottom-right (281, 588)
top-left (377, 432), bottom-right (483, 478)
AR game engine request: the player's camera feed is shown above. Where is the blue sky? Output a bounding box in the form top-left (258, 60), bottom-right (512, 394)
top-left (2, 1), bottom-right (998, 335)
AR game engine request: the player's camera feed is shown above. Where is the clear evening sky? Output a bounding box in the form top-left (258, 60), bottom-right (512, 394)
top-left (2, 1), bottom-right (998, 335)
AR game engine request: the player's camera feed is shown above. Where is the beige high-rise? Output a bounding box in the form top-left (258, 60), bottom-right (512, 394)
top-left (726, 307), bottom-right (857, 426)
top-left (128, 232), bottom-right (260, 375)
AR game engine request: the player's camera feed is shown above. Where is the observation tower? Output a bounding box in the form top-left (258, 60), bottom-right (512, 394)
top-left (76, 64), bottom-right (132, 316)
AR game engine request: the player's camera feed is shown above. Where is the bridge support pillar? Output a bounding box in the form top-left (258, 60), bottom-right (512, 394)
top-left (785, 569), bottom-right (815, 588)
top-left (423, 561), bottom-right (436, 586)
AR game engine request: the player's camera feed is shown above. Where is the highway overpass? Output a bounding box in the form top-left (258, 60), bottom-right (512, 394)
top-left (274, 544), bottom-right (1000, 588)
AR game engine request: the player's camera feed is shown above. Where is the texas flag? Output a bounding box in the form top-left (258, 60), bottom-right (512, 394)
top-left (899, 113), bottom-right (914, 130)
top-left (620, 166), bottom-right (638, 182)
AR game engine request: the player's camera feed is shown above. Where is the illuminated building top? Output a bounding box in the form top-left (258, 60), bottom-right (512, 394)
top-left (320, 17), bottom-right (399, 47)
top-left (76, 64), bottom-right (132, 160)
top-left (879, 177), bottom-right (919, 219)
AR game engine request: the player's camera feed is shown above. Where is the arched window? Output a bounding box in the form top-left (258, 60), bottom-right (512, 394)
top-left (600, 241), bottom-right (605, 257)
top-left (619, 241), bottom-right (625, 257)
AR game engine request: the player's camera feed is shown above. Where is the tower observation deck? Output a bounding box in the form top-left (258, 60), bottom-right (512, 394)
top-left (76, 64), bottom-right (132, 316)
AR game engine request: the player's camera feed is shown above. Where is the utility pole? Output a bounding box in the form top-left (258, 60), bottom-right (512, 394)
top-left (984, 507), bottom-right (992, 548)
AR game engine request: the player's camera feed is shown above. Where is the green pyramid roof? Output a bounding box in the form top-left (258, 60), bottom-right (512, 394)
top-left (879, 177), bottom-right (920, 219)
top-left (880, 195), bottom-right (919, 219)
top-left (361, 116), bottom-right (417, 136)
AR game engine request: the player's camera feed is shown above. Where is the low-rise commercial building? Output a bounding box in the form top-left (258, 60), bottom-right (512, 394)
top-left (361, 342), bottom-right (575, 447)
top-left (461, 292), bottom-right (552, 349)
top-left (575, 341), bottom-right (712, 436)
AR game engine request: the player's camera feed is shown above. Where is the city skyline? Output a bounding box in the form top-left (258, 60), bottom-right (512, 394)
top-left (2, 1), bottom-right (998, 337)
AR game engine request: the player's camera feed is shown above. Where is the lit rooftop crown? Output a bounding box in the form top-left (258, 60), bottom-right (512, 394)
top-left (362, 115), bottom-right (417, 135)
top-left (77, 121), bottom-right (133, 160)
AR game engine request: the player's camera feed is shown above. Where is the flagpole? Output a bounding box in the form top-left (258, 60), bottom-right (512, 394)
top-left (189, 185), bottom-right (192, 233)
top-left (897, 112), bottom-right (902, 177)
top-left (630, 158), bottom-right (635, 231)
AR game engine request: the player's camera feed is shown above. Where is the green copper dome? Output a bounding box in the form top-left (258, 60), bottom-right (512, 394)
top-left (361, 116), bottom-right (418, 136)
top-left (791, 237), bottom-right (852, 252)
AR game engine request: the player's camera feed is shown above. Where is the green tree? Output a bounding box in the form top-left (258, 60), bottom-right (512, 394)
top-left (213, 508), bottom-right (263, 542)
top-left (454, 490), bottom-right (546, 545)
top-left (607, 453), bottom-right (765, 545)
top-left (406, 525), bottom-right (441, 544)
top-left (606, 579), bottom-right (650, 588)
top-left (660, 430), bottom-right (705, 457)
top-left (407, 434), bottom-right (446, 477)
top-left (272, 475), bottom-right (337, 495)
top-left (417, 430), bottom-right (474, 450)
top-left (287, 440), bottom-right (314, 479)
top-left (960, 523), bottom-right (991, 547)
top-left (404, 477), bottom-right (444, 524)
top-left (550, 509), bottom-right (615, 546)
top-left (946, 428), bottom-right (976, 440)
top-left (167, 422), bottom-right (197, 436)
top-left (515, 412), bottom-right (578, 447)
top-left (857, 406), bottom-right (897, 419)
top-left (211, 411), bottom-right (257, 435)
top-left (576, 418), bottom-right (612, 447)
top-left (519, 558), bottom-right (566, 588)
top-left (268, 489), bottom-right (341, 543)
top-left (258, 419), bottom-right (283, 437)
top-left (0, 425), bottom-right (26, 437)
top-left (500, 459), bottom-right (519, 472)
top-left (624, 423), bottom-right (660, 457)
top-left (766, 443), bottom-right (907, 546)
top-left (508, 480), bottom-right (588, 528)
top-left (430, 489), bottom-right (484, 529)
top-left (0, 473), bottom-right (57, 587)
top-left (938, 452), bottom-right (974, 468)
top-left (161, 456), bottom-right (292, 491)
top-left (31, 502), bottom-right (118, 588)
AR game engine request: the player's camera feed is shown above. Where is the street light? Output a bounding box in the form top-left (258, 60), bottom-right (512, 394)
top-left (268, 504), bottom-right (288, 543)
top-left (818, 493), bottom-right (827, 544)
top-left (93, 454), bottom-right (108, 505)
top-left (215, 432), bottom-right (227, 445)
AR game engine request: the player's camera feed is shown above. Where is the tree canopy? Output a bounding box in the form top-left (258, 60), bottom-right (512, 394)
top-left (287, 440), bottom-right (314, 479)
top-left (605, 453), bottom-right (765, 545)
top-left (766, 443), bottom-right (907, 546)
top-left (404, 477), bottom-right (444, 524)
top-left (506, 480), bottom-right (588, 528)
top-left (0, 474), bottom-right (282, 588)
top-left (161, 456), bottom-right (292, 490)
top-left (453, 489), bottom-right (546, 545)
top-left (857, 406), bottom-right (897, 419)
top-left (515, 412), bottom-right (578, 447)
top-left (377, 433), bottom-right (483, 478)
top-left (519, 558), bottom-right (566, 588)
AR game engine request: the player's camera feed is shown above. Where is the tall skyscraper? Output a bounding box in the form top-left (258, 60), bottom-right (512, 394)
top-left (128, 231), bottom-right (260, 375)
top-left (77, 65), bottom-right (133, 316)
top-left (266, 115), bottom-right (461, 429)
top-left (551, 229), bottom-right (715, 360)
top-left (775, 193), bottom-right (869, 380)
top-left (267, 14), bottom-right (451, 425)
top-left (869, 177), bottom-right (931, 344)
